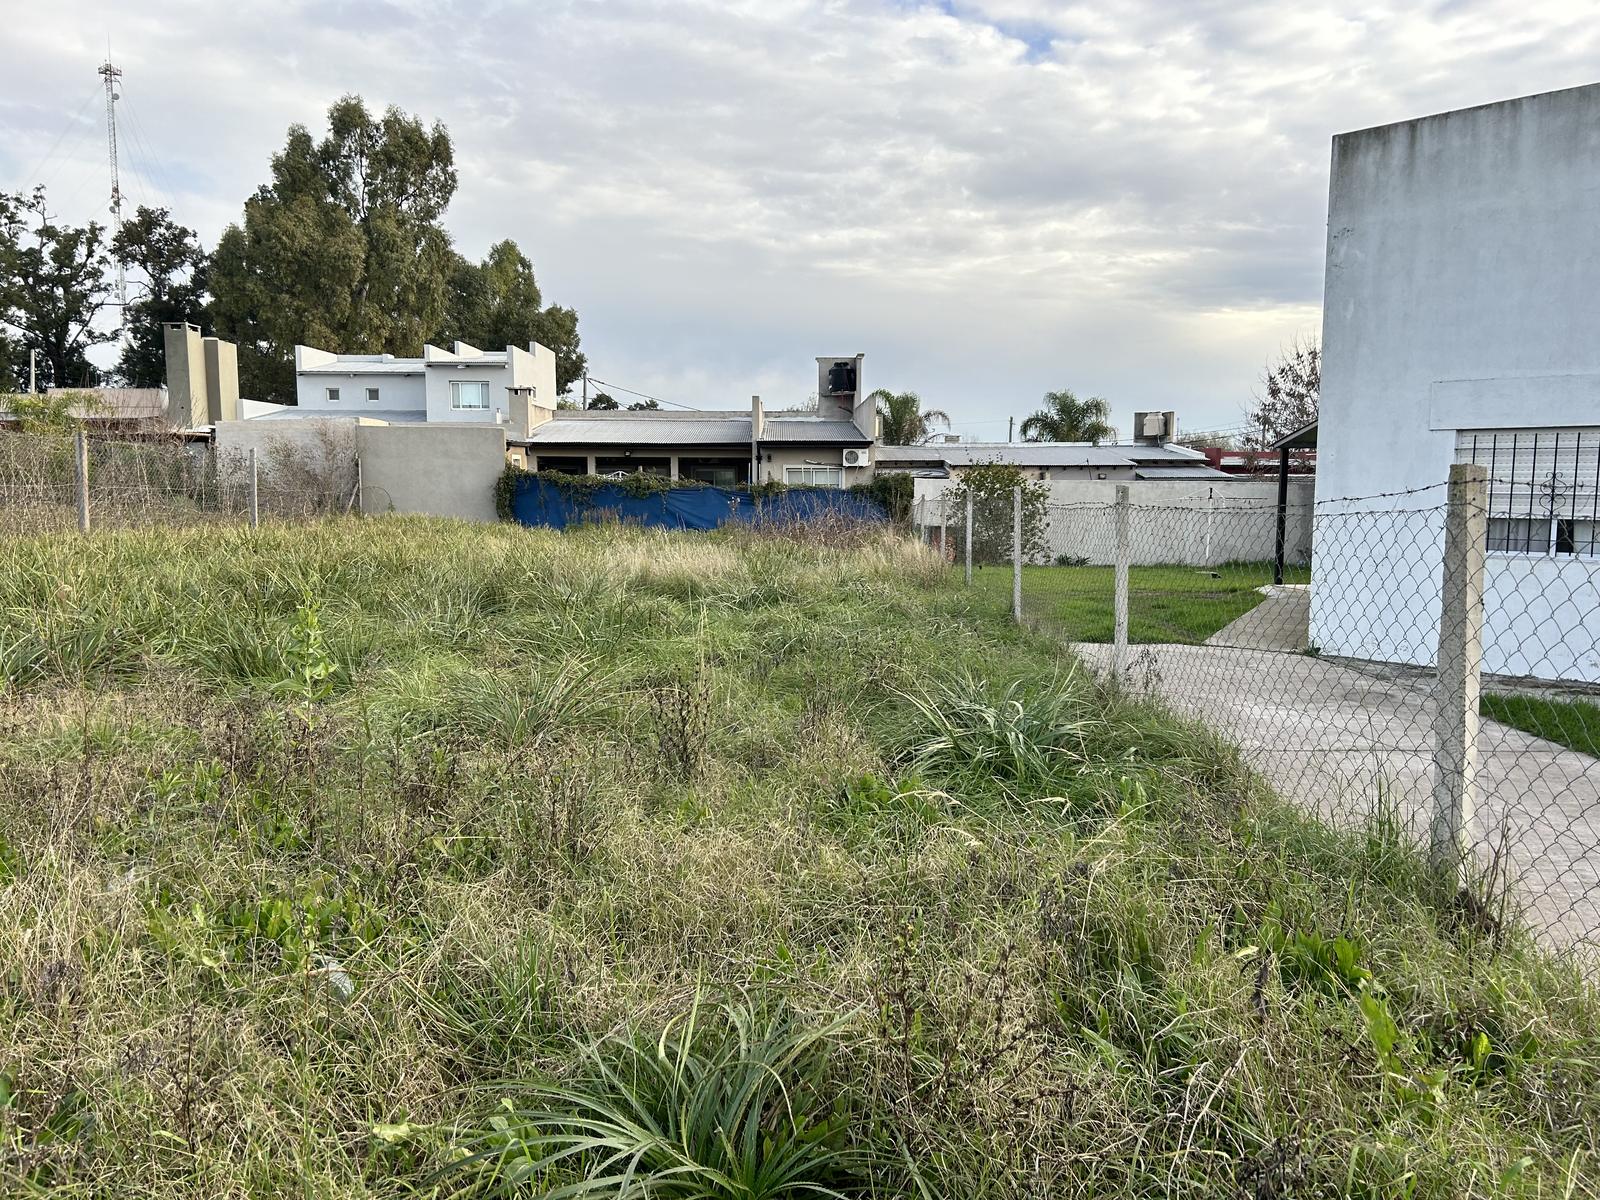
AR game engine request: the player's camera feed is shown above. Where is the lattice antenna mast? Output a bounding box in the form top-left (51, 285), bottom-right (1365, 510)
top-left (97, 57), bottom-right (125, 308)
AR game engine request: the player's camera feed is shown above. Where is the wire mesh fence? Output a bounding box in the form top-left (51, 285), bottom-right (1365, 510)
top-left (935, 474), bottom-right (1600, 953)
top-left (0, 431), bottom-right (370, 534)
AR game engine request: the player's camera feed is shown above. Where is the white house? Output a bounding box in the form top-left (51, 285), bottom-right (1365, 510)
top-left (286, 340), bottom-right (558, 428)
top-left (1311, 83), bottom-right (1600, 683)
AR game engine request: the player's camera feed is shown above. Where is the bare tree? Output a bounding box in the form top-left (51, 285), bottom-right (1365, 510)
top-left (1244, 335), bottom-right (1319, 449)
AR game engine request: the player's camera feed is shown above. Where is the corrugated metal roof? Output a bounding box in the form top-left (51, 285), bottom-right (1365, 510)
top-left (526, 415), bottom-right (869, 447)
top-left (876, 441), bottom-right (1209, 468)
top-left (38, 387), bottom-right (166, 418)
top-left (761, 419), bottom-right (869, 444)
top-left (1134, 466), bottom-right (1233, 480)
top-left (528, 417), bottom-right (752, 446)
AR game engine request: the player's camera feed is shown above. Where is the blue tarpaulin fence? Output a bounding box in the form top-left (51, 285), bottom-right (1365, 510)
top-left (506, 474), bottom-right (888, 531)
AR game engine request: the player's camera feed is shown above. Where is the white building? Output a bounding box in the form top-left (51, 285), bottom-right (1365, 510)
top-left (1312, 83), bottom-right (1600, 683)
top-left (286, 340), bottom-right (557, 429)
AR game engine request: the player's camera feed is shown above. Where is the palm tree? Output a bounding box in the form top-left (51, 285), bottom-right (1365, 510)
top-left (871, 389), bottom-right (952, 446)
top-left (1019, 390), bottom-right (1116, 444)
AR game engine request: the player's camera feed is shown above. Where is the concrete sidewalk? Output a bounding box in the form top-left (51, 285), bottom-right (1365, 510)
top-left (1074, 640), bottom-right (1600, 951)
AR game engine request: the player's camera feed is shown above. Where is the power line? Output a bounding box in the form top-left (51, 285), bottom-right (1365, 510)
top-left (582, 376), bottom-right (705, 412)
top-left (14, 83), bottom-right (102, 190)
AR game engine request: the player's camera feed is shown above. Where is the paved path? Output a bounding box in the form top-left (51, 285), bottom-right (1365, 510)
top-left (1074, 640), bottom-right (1600, 951)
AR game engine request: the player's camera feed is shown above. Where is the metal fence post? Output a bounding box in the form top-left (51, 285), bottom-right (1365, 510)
top-left (248, 447), bottom-right (260, 530)
top-left (938, 496), bottom-right (947, 560)
top-left (74, 430), bottom-right (89, 534)
top-left (1112, 485), bottom-right (1131, 677)
top-left (1011, 485), bottom-right (1022, 623)
top-left (964, 490), bottom-right (973, 587)
top-left (1430, 463), bottom-right (1489, 881)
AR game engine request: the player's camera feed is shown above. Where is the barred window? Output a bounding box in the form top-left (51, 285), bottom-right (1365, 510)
top-left (1456, 428), bottom-right (1600, 558)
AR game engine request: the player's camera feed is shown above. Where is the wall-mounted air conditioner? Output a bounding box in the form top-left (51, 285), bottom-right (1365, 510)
top-left (842, 447), bottom-right (871, 468)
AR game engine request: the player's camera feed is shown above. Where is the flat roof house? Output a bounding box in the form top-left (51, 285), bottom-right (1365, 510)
top-left (1312, 83), bottom-right (1600, 682)
top-left (287, 340), bottom-right (558, 429)
top-left (513, 355), bottom-right (878, 488)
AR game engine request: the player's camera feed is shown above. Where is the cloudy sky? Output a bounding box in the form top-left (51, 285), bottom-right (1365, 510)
top-left (3, 1), bottom-right (1596, 435)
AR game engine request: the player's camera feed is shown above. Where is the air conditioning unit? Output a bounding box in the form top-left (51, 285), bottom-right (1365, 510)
top-left (842, 447), bottom-right (871, 468)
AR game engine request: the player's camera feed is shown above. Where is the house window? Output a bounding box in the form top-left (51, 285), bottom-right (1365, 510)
top-left (784, 466), bottom-right (844, 488)
top-left (1457, 428), bottom-right (1600, 558)
top-left (325, 387), bottom-right (340, 403)
top-left (451, 381), bottom-right (490, 410)
top-left (365, 387), bottom-right (380, 403)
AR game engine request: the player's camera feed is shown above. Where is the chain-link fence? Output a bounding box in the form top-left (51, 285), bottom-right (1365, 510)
top-left (0, 431), bottom-right (371, 534)
top-left (934, 472), bottom-right (1600, 953)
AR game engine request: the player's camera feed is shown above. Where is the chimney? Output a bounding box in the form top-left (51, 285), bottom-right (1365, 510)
top-left (163, 322), bottom-right (206, 428)
top-left (202, 336), bottom-right (239, 423)
top-left (507, 386), bottom-right (549, 440)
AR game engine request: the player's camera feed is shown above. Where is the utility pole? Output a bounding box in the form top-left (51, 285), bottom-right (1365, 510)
top-left (1008, 416), bottom-right (1014, 443)
top-left (28, 349), bottom-right (37, 396)
top-left (581, 374), bottom-right (588, 411)
top-left (98, 58), bottom-right (126, 310)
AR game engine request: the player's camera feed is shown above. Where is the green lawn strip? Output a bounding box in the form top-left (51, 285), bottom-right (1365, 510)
top-left (966, 561), bottom-right (1309, 643)
top-left (1482, 692), bottom-right (1600, 757)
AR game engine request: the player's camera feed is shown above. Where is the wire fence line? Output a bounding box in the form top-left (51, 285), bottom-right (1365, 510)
top-left (922, 470), bottom-right (1600, 954)
top-left (0, 431), bottom-right (374, 534)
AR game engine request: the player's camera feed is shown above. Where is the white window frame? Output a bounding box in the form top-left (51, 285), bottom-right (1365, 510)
top-left (365, 386), bottom-right (380, 404)
top-left (325, 387), bottom-right (340, 403)
top-left (451, 380), bottom-right (491, 411)
top-left (783, 465), bottom-right (844, 489)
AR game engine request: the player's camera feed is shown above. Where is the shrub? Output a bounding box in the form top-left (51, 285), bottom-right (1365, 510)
top-left (447, 995), bottom-right (862, 1198)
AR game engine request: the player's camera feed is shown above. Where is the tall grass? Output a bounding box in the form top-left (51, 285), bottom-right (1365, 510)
top-left (0, 517), bottom-right (1595, 1198)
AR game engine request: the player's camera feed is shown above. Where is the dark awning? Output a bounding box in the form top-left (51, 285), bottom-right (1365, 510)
top-left (1270, 420), bottom-right (1318, 451)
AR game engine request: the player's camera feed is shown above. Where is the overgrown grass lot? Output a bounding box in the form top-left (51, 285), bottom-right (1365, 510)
top-left (970, 561), bottom-right (1313, 644)
top-left (1483, 693), bottom-right (1600, 759)
top-left (0, 520), bottom-right (1596, 1198)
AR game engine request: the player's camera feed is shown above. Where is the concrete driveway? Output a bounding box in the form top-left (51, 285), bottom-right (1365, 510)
top-left (1072, 638), bottom-right (1600, 952)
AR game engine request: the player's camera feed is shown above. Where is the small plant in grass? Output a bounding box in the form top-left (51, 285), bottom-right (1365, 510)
top-left (650, 670), bottom-right (711, 782)
top-left (899, 670), bottom-right (1100, 791)
top-left (272, 594), bottom-right (339, 708)
top-left (445, 994), bottom-right (862, 1198)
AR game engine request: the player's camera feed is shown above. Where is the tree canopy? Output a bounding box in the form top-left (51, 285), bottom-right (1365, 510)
top-left (439, 240), bottom-right (587, 394)
top-left (208, 96), bottom-right (584, 403)
top-left (1019, 390), bottom-right (1116, 444)
top-left (1245, 335), bottom-right (1319, 448)
top-left (0, 187), bottom-right (115, 390)
top-left (872, 388), bottom-right (951, 445)
top-left (111, 205), bottom-right (208, 388)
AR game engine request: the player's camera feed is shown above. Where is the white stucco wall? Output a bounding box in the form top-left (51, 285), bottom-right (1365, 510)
top-left (914, 477), bottom-right (1314, 567)
top-left (1312, 84), bottom-right (1600, 681)
top-left (294, 372), bottom-right (426, 413)
top-left (356, 424), bottom-right (507, 522)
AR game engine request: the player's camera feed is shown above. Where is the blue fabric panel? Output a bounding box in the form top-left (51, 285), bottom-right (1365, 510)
top-left (507, 475), bottom-right (886, 530)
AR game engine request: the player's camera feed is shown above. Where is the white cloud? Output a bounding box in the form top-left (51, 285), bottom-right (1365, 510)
top-left (1, 0), bottom-right (1595, 430)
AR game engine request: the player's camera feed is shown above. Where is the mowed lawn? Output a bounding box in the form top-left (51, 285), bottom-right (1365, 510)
top-left (0, 521), bottom-right (1595, 1198)
top-left (968, 561), bottom-right (1312, 643)
top-left (1483, 693), bottom-right (1600, 758)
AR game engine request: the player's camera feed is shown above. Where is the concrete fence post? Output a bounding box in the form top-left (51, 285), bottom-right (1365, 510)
top-left (74, 431), bottom-right (89, 534)
top-left (248, 447), bottom-right (260, 530)
top-left (1112, 485), bottom-right (1131, 677)
top-left (1430, 462), bottom-right (1489, 881)
top-left (964, 490), bottom-right (973, 587)
top-left (1011, 485), bottom-right (1022, 623)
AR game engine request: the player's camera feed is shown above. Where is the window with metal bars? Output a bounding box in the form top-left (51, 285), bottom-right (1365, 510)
top-left (1456, 428), bottom-right (1600, 558)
